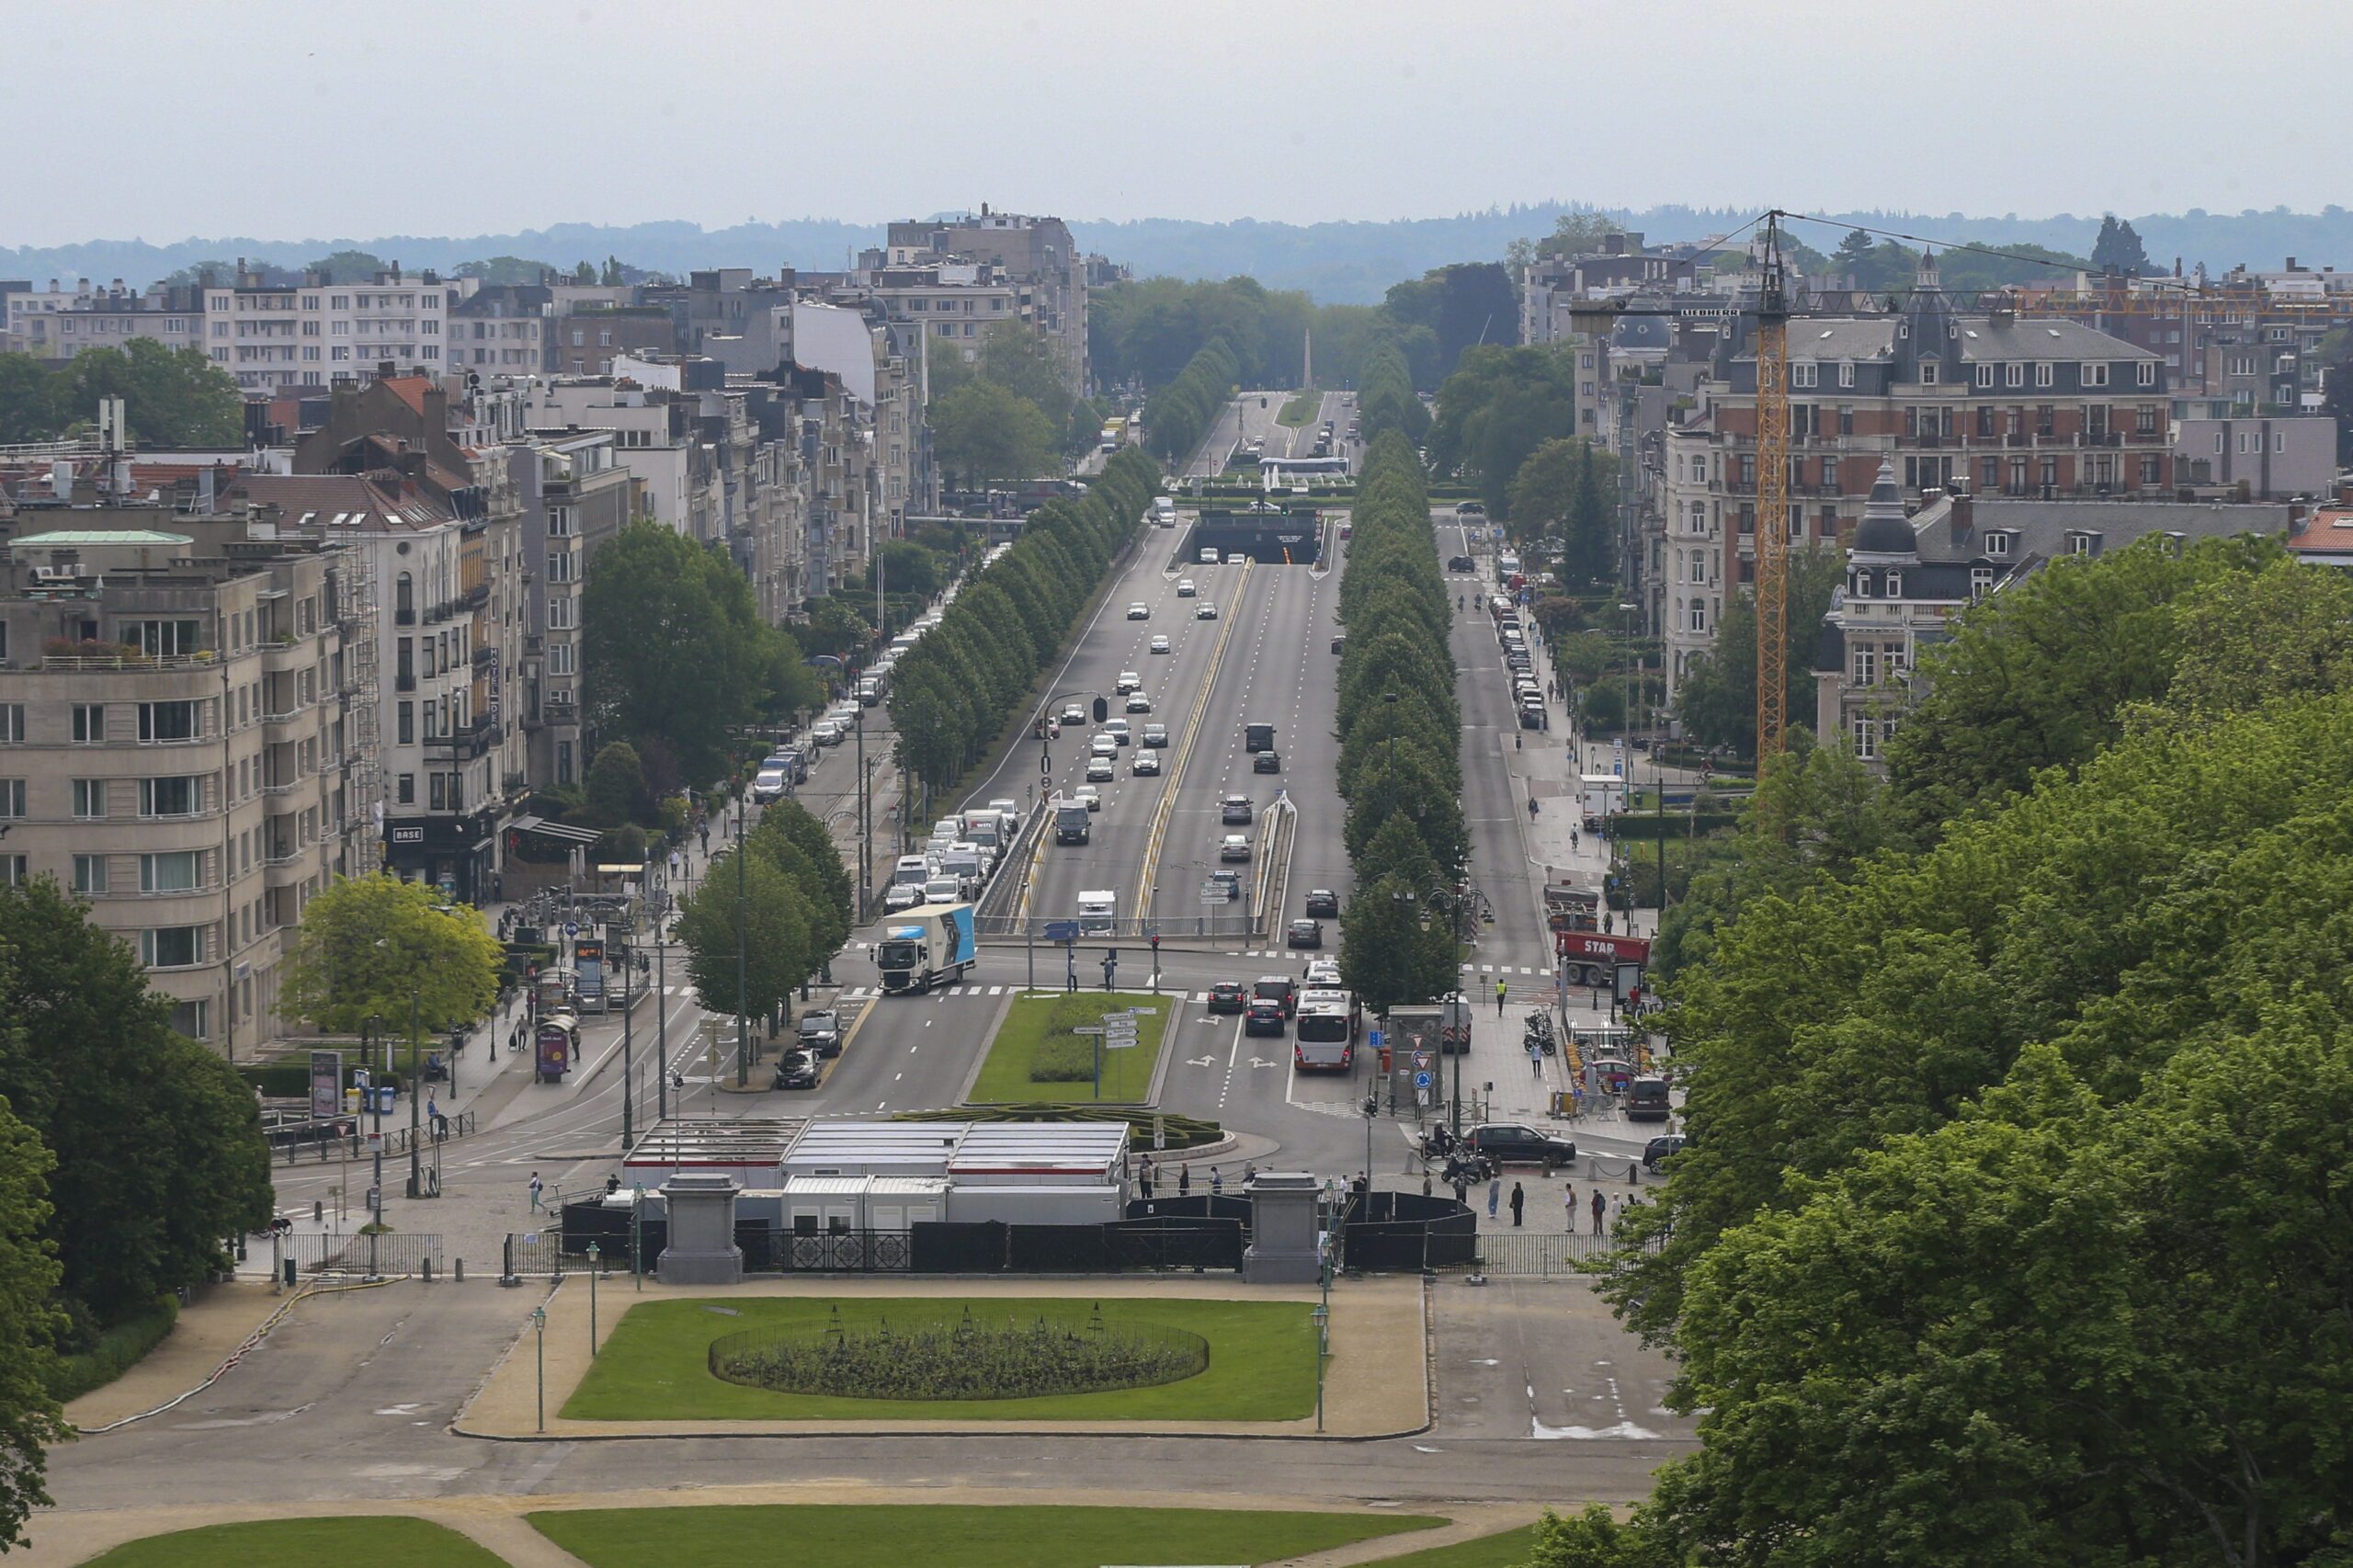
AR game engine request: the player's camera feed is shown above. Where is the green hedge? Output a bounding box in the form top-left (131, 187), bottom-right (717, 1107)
top-left (47, 1293), bottom-right (178, 1403)
top-left (1603, 812), bottom-right (1743, 841)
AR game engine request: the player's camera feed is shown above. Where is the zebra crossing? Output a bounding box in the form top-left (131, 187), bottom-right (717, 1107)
top-left (1462, 962), bottom-right (1552, 976)
top-left (830, 983), bottom-right (1031, 1002)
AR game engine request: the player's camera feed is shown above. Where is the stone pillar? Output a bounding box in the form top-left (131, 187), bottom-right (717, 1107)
top-left (657, 1172), bottom-right (743, 1285)
top-left (1242, 1170), bottom-right (1322, 1284)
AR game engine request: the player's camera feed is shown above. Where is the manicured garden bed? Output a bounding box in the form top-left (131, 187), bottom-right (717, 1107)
top-left (562, 1296), bottom-right (1316, 1422)
top-left (967, 990), bottom-right (1169, 1104)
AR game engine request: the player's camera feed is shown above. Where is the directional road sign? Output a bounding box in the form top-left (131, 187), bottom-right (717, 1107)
top-left (1414, 1071), bottom-right (1433, 1091)
top-left (1368, 1028), bottom-right (1384, 1052)
top-left (1043, 920), bottom-right (1079, 942)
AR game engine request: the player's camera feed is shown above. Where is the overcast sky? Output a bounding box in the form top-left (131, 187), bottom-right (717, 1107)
top-left (7, 0), bottom-right (2344, 246)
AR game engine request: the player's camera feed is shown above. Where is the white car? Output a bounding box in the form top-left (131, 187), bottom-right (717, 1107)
top-left (1127, 602), bottom-right (1151, 620)
top-left (1176, 579), bottom-right (1198, 597)
top-left (988, 798), bottom-right (1020, 833)
top-left (1115, 670), bottom-right (1142, 694)
top-left (1199, 547), bottom-right (1220, 564)
top-left (1196, 602), bottom-right (1219, 620)
top-left (1104, 718), bottom-right (1131, 744)
top-left (1131, 751), bottom-right (1162, 777)
top-left (1074, 784), bottom-right (1102, 812)
top-left (751, 767), bottom-right (787, 804)
top-left (932, 816), bottom-right (961, 843)
top-left (1090, 734), bottom-right (1118, 758)
top-left (1149, 634), bottom-right (1172, 654)
top-left (1126, 692), bottom-right (1152, 713)
top-left (1226, 551), bottom-right (1249, 564)
top-left (811, 721), bottom-right (844, 746)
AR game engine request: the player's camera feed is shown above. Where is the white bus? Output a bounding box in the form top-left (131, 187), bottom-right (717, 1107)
top-left (1293, 988), bottom-right (1359, 1072)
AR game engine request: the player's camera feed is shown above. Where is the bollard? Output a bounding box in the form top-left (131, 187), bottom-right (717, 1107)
top-left (454, 1258), bottom-right (464, 1283)
top-left (499, 1234), bottom-right (520, 1288)
top-left (423, 1257), bottom-right (434, 1284)
top-left (1627, 1160), bottom-right (1639, 1186)
top-left (282, 1258), bottom-right (297, 1290)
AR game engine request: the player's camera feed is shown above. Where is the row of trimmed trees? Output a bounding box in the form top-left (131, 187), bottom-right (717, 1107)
top-left (1333, 434), bottom-right (1469, 1017)
top-left (887, 447), bottom-right (1161, 797)
top-left (1141, 341), bottom-right (1238, 464)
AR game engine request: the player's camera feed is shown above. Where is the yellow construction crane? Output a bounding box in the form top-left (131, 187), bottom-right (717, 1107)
top-left (1753, 214), bottom-right (1793, 763)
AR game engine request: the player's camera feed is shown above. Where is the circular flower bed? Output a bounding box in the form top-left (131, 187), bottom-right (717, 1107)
top-left (708, 1304), bottom-right (1209, 1402)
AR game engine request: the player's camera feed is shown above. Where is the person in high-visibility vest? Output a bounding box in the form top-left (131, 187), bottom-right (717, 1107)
top-left (1495, 978), bottom-right (1508, 1014)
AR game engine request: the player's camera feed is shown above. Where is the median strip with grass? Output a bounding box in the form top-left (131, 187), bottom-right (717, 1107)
top-left (533, 1503), bottom-right (1440, 1568)
top-left (1276, 392), bottom-right (1319, 427)
top-left (84, 1517), bottom-right (505, 1568)
top-left (561, 1296), bottom-right (1316, 1422)
top-left (967, 990), bottom-right (1170, 1104)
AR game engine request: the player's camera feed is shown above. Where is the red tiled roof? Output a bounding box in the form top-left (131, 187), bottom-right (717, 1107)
top-left (2284, 506), bottom-right (2353, 551)
top-left (381, 376), bottom-right (432, 417)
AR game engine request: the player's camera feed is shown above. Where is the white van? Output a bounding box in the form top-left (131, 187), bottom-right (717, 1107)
top-left (1077, 890), bottom-right (1118, 937)
top-left (1199, 546), bottom-right (1220, 564)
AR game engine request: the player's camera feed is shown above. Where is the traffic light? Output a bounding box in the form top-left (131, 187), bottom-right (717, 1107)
top-left (1149, 934), bottom-right (1160, 950)
top-left (1092, 696), bottom-right (1108, 723)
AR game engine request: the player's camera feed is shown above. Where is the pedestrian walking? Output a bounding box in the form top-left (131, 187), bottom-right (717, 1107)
top-left (1509, 1182), bottom-right (1525, 1228)
top-left (1495, 979), bottom-right (1507, 1015)
top-left (1242, 1161), bottom-right (1257, 1184)
top-left (1178, 1165), bottom-right (1192, 1197)
top-left (1590, 1188), bottom-right (1606, 1235)
top-left (1571, 829), bottom-right (1580, 852)
top-left (1610, 1194), bottom-right (1623, 1228)
top-left (1564, 1184), bottom-right (1576, 1231)
top-left (1210, 1166), bottom-right (1224, 1198)
top-left (699, 824), bottom-right (711, 855)
top-left (669, 849), bottom-right (682, 880)
top-left (492, 872), bottom-right (505, 903)
top-left (529, 1171), bottom-right (544, 1212)
top-left (1422, 1170), bottom-right (1433, 1198)
top-left (1486, 1176), bottom-right (1501, 1219)
top-left (1452, 1175), bottom-right (1470, 1205)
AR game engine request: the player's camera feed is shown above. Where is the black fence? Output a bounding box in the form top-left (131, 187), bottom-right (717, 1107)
top-left (268, 1111), bottom-right (478, 1164)
top-left (278, 1231), bottom-right (445, 1278)
top-left (1339, 1191), bottom-right (1478, 1271)
top-left (1468, 1230), bottom-right (1661, 1276)
top-left (910, 1218), bottom-right (1244, 1274)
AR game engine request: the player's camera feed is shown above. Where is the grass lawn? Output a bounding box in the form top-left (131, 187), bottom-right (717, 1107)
top-left (967, 990), bottom-right (1169, 1104)
top-left (1277, 392), bottom-right (1319, 426)
top-left (562, 1296), bottom-right (1316, 1422)
top-left (85, 1517), bottom-right (504, 1567)
top-left (533, 1504), bottom-right (1443, 1567)
top-left (1364, 1523), bottom-right (1542, 1565)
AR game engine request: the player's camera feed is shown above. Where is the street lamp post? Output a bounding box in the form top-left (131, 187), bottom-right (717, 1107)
top-left (405, 991), bottom-right (421, 1199)
top-left (531, 1306), bottom-right (547, 1432)
top-left (364, 1014), bottom-right (383, 1221)
top-left (586, 1242), bottom-right (600, 1353)
top-left (655, 925), bottom-right (669, 1123)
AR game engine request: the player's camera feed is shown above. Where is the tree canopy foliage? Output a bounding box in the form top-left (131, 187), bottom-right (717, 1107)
top-left (582, 520), bottom-right (824, 788)
top-left (887, 448), bottom-right (1158, 795)
top-left (0, 341), bottom-right (242, 447)
top-left (930, 379), bottom-right (1057, 485)
top-left (1335, 435), bottom-right (1467, 1014)
top-left (1426, 345), bottom-right (1580, 517)
top-left (1674, 547), bottom-right (1845, 756)
top-left (278, 873), bottom-right (505, 1037)
top-left (1581, 532), bottom-right (2353, 1567)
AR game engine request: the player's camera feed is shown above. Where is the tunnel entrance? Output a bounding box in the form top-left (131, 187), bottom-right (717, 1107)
top-left (1184, 504), bottom-right (1324, 566)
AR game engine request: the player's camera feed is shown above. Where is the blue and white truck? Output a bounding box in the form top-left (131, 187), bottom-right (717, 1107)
top-left (877, 903), bottom-right (977, 994)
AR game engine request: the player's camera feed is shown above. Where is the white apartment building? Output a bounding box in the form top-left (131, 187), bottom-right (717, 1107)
top-left (204, 263), bottom-right (463, 392)
top-left (6, 279), bottom-right (205, 360)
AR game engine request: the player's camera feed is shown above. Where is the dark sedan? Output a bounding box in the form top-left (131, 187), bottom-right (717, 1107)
top-left (1207, 981), bottom-right (1247, 1014)
top-left (1287, 918), bottom-right (1324, 949)
top-left (772, 1051), bottom-right (820, 1091)
top-left (1304, 888), bottom-right (1340, 917)
top-left (1253, 749), bottom-right (1281, 774)
top-left (1462, 1122), bottom-right (1576, 1166)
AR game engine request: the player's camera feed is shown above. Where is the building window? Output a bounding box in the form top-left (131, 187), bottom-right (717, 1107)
top-left (1686, 601), bottom-right (1708, 633)
top-left (397, 702), bottom-right (414, 744)
top-left (0, 706), bottom-right (20, 744)
top-left (2035, 362), bottom-right (2054, 388)
top-left (0, 856), bottom-right (24, 887)
top-left (1851, 717), bottom-right (1877, 759)
top-left (1972, 566), bottom-right (1995, 598)
top-left (2137, 360), bottom-right (2157, 387)
top-left (397, 774), bottom-right (415, 804)
top-left (1837, 361), bottom-right (1854, 388)
top-left (170, 1000), bottom-right (210, 1040)
top-left (138, 700), bottom-right (199, 743)
top-left (121, 618), bottom-right (200, 656)
top-left (140, 926), bottom-right (202, 969)
top-left (72, 855), bottom-right (107, 894)
top-left (1790, 361), bottom-right (1818, 388)
top-left (0, 779), bottom-right (24, 817)
top-left (1885, 571), bottom-right (1903, 598)
top-left (1919, 361), bottom-right (1938, 384)
top-left (1974, 362), bottom-right (1994, 387)
top-left (1852, 645), bottom-right (1877, 686)
top-left (141, 851), bottom-right (200, 892)
top-left (2142, 455), bottom-right (2164, 485)
top-left (139, 776), bottom-right (200, 818)
top-left (1987, 533), bottom-right (2012, 558)
top-left (72, 779), bottom-right (106, 820)
top-left (2081, 362), bottom-right (2110, 388)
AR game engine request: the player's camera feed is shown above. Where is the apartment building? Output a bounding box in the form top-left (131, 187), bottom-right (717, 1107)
top-left (202, 260), bottom-right (460, 391)
top-left (554, 306), bottom-right (676, 376)
top-left (885, 208), bottom-right (1088, 391)
top-left (513, 432), bottom-right (630, 789)
top-left (0, 510), bottom-right (372, 1055)
top-left (2174, 415), bottom-right (2336, 499)
top-left (1660, 255), bottom-right (2170, 694)
top-left (1519, 232), bottom-right (1710, 347)
top-left (5, 278), bottom-right (205, 359)
top-left (1812, 460), bottom-right (2296, 768)
top-left (449, 283), bottom-right (552, 373)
